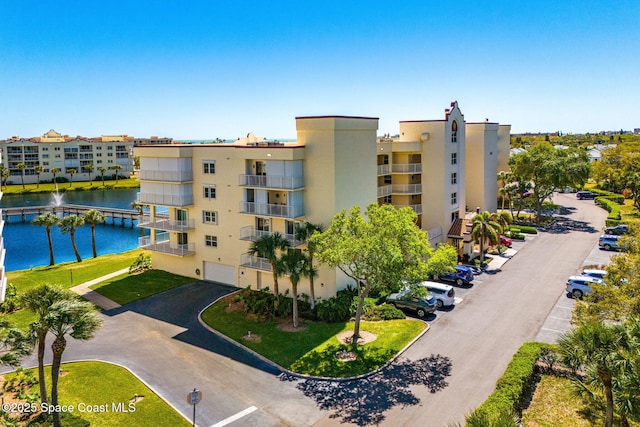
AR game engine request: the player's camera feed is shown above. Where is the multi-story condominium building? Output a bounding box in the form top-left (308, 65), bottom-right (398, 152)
top-left (135, 103), bottom-right (509, 298)
top-left (0, 129), bottom-right (171, 184)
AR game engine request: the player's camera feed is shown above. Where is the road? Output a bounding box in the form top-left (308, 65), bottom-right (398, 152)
top-left (2, 193), bottom-right (611, 427)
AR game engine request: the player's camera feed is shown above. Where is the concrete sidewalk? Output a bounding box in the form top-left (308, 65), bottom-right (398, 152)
top-left (70, 268), bottom-right (127, 310)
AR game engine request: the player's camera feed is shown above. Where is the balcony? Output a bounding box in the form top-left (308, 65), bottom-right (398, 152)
top-left (239, 226), bottom-right (303, 246)
top-left (393, 204), bottom-right (423, 215)
top-left (138, 215), bottom-right (195, 231)
top-left (392, 163), bottom-right (422, 173)
top-left (392, 184), bottom-right (422, 194)
top-left (377, 164), bottom-right (390, 175)
top-left (377, 185), bottom-right (392, 198)
top-left (240, 253), bottom-right (272, 272)
top-left (239, 202), bottom-right (304, 219)
top-left (137, 192), bottom-right (194, 208)
top-left (139, 170), bottom-right (193, 182)
top-left (138, 233), bottom-right (195, 256)
top-left (238, 174), bottom-right (304, 189)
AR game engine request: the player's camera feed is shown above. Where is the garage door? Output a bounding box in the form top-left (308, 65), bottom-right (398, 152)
top-left (203, 262), bottom-right (237, 285)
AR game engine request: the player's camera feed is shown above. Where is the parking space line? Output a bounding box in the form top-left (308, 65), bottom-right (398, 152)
top-left (547, 315), bottom-right (570, 321)
top-left (210, 406), bottom-right (257, 427)
top-left (539, 326), bottom-right (567, 334)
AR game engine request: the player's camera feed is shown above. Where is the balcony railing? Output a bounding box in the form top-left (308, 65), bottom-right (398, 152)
top-left (239, 226), bottom-right (303, 246)
top-left (137, 192), bottom-right (194, 207)
top-left (138, 170), bottom-right (193, 182)
top-left (392, 184), bottom-right (422, 194)
top-left (239, 202), bottom-right (304, 218)
top-left (377, 185), bottom-right (392, 198)
top-left (392, 163), bottom-right (422, 173)
top-left (393, 204), bottom-right (423, 215)
top-left (138, 234), bottom-right (195, 256)
top-left (377, 164), bottom-right (390, 175)
top-left (240, 253), bottom-right (272, 272)
top-left (138, 216), bottom-right (195, 231)
top-left (238, 174), bottom-right (304, 189)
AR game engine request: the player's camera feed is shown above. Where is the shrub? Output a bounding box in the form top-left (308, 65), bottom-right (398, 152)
top-left (595, 197), bottom-right (622, 222)
top-left (0, 284), bottom-right (19, 314)
top-left (509, 232), bottom-right (525, 240)
top-left (316, 287), bottom-right (356, 323)
top-left (368, 303), bottom-right (405, 320)
top-left (515, 225), bottom-right (538, 234)
top-left (129, 253), bottom-right (151, 273)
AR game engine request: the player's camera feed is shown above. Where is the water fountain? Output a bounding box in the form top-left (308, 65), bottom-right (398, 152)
top-left (51, 191), bottom-right (64, 207)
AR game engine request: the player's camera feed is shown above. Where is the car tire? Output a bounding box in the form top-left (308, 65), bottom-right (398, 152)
top-left (416, 308), bottom-right (426, 318)
top-left (436, 300), bottom-right (443, 309)
top-left (572, 289), bottom-right (583, 299)
top-left (456, 278), bottom-right (464, 286)
top-left (604, 244), bottom-right (611, 251)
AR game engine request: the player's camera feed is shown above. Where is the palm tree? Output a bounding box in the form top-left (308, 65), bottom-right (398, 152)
top-left (45, 299), bottom-right (102, 427)
top-left (83, 163), bottom-right (95, 186)
top-left (111, 164), bottom-right (123, 184)
top-left (278, 249), bottom-right (313, 328)
top-left (67, 168), bottom-right (77, 188)
top-left (248, 232), bottom-right (290, 301)
top-left (83, 209), bottom-right (104, 258)
top-left (18, 285), bottom-right (76, 405)
top-left (470, 211), bottom-right (501, 265)
top-left (33, 212), bottom-right (59, 266)
top-left (59, 215), bottom-right (85, 262)
top-left (16, 162), bottom-right (26, 189)
top-left (0, 165), bottom-right (9, 190)
top-left (98, 167), bottom-right (107, 186)
top-left (558, 320), bottom-right (628, 427)
top-left (0, 319), bottom-right (33, 367)
top-left (51, 167), bottom-right (60, 191)
top-left (294, 222), bottom-right (323, 308)
top-left (34, 165), bottom-right (43, 188)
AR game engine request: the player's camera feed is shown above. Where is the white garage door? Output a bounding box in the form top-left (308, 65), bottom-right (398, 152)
top-left (203, 262), bottom-right (237, 285)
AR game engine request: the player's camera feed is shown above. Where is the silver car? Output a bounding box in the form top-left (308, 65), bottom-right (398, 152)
top-left (566, 275), bottom-right (603, 299)
top-left (417, 281), bottom-right (456, 309)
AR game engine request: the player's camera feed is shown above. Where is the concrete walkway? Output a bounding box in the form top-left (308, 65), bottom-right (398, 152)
top-left (70, 268), bottom-right (127, 310)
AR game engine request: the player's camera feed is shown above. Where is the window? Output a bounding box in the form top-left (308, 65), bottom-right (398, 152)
top-left (383, 175), bottom-right (392, 184)
top-left (203, 161), bottom-right (216, 174)
top-left (96, 146), bottom-right (102, 150)
top-left (205, 235), bottom-right (218, 247)
top-left (107, 153), bottom-right (113, 157)
top-left (451, 172), bottom-right (457, 185)
top-left (451, 153), bottom-right (457, 165)
top-left (382, 195), bottom-right (392, 204)
top-left (42, 147), bottom-right (48, 151)
top-left (451, 120), bottom-right (458, 143)
top-left (107, 146), bottom-right (113, 150)
top-left (203, 185), bottom-right (216, 199)
top-left (202, 210), bottom-right (218, 224)
top-left (451, 192), bottom-right (457, 205)
top-left (42, 154), bottom-right (49, 159)
top-left (178, 233), bottom-right (188, 245)
top-left (54, 147), bottom-right (61, 151)
top-left (43, 161), bottom-right (49, 166)
top-left (451, 211), bottom-right (459, 223)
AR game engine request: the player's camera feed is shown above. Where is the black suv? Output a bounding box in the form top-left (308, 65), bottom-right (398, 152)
top-left (576, 191), bottom-right (595, 200)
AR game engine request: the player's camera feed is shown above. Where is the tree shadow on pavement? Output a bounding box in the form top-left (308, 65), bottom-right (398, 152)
top-left (541, 216), bottom-right (599, 234)
top-left (284, 354), bottom-right (452, 426)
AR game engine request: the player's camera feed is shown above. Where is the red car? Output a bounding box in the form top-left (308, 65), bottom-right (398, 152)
top-left (499, 235), bottom-right (512, 247)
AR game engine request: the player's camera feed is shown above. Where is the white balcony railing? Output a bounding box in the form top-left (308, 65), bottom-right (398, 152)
top-left (139, 170), bottom-right (193, 182)
top-left (138, 233), bottom-right (195, 256)
top-left (240, 253), bottom-right (272, 272)
top-left (138, 216), bottom-right (195, 231)
top-left (377, 164), bottom-right (390, 175)
top-left (239, 174), bottom-right (304, 189)
top-left (377, 185), bottom-right (392, 198)
top-left (239, 226), bottom-right (303, 246)
top-left (392, 163), bottom-right (422, 173)
top-left (239, 202), bottom-right (304, 218)
top-left (393, 204), bottom-right (423, 215)
top-left (392, 184), bottom-right (422, 194)
top-left (137, 192), bottom-right (194, 207)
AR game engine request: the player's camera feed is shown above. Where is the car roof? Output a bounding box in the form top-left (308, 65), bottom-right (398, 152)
top-left (568, 275), bottom-right (603, 283)
top-left (582, 269), bottom-right (607, 275)
top-left (600, 234), bottom-right (620, 239)
top-left (418, 280), bottom-right (453, 291)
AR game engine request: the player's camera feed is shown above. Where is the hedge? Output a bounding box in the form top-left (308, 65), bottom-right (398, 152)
top-left (472, 342), bottom-right (554, 419)
top-left (591, 188), bottom-right (625, 204)
top-left (595, 197), bottom-right (622, 224)
top-left (510, 225), bottom-right (538, 235)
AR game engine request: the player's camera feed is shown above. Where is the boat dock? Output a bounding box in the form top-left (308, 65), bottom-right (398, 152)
top-left (2, 204), bottom-right (141, 227)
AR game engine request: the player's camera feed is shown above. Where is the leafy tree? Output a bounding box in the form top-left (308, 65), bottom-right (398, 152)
top-left (83, 209), bottom-right (104, 258)
top-left (67, 168), bottom-right (77, 188)
top-left (248, 233), bottom-right (290, 304)
top-left (510, 142), bottom-right (590, 222)
top-left (18, 285), bottom-right (77, 404)
top-left (278, 249), bottom-right (313, 328)
top-left (111, 164), bottom-right (123, 184)
top-left (294, 222), bottom-right (323, 308)
top-left (83, 163), bottom-right (94, 185)
top-left (45, 299), bottom-right (102, 427)
top-left (33, 212), bottom-right (59, 266)
top-left (0, 165), bottom-right (9, 190)
top-left (59, 215), bottom-right (85, 262)
top-left (34, 165), bottom-right (43, 188)
top-left (311, 204), bottom-right (454, 344)
top-left (0, 319), bottom-right (33, 367)
top-left (471, 211), bottom-right (501, 264)
top-left (16, 162), bottom-right (26, 189)
top-left (98, 167), bottom-right (107, 186)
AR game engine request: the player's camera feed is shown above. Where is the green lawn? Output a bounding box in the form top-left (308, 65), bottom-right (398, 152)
top-left (2, 361), bottom-right (189, 427)
top-left (90, 269), bottom-right (195, 305)
top-left (201, 297), bottom-right (426, 378)
top-left (1, 178), bottom-right (139, 195)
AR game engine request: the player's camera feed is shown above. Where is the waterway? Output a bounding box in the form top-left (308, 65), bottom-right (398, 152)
top-left (1, 189), bottom-right (143, 272)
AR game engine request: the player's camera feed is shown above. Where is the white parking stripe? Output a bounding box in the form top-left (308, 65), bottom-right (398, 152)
top-left (210, 406), bottom-right (257, 427)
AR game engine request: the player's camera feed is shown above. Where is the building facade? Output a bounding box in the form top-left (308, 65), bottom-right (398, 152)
top-left (135, 103), bottom-right (509, 297)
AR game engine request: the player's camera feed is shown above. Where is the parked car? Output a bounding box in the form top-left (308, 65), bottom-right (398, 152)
top-left (386, 291), bottom-right (437, 318)
top-left (499, 235), bottom-right (512, 247)
top-left (599, 234), bottom-right (622, 251)
top-left (580, 269), bottom-right (607, 280)
top-left (604, 224), bottom-right (629, 235)
top-left (415, 281), bottom-right (455, 309)
top-left (576, 191), bottom-right (596, 200)
top-left (438, 265), bottom-right (475, 286)
top-left (566, 275), bottom-right (604, 299)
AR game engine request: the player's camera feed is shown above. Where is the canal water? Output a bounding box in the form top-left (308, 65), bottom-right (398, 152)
top-left (1, 189), bottom-right (143, 272)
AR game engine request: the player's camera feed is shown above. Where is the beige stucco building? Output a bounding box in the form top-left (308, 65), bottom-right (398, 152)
top-left (135, 103), bottom-right (509, 298)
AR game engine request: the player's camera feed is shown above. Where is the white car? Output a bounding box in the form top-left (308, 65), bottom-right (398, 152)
top-left (580, 269), bottom-right (607, 280)
top-left (566, 275), bottom-right (603, 299)
top-left (416, 281), bottom-right (456, 309)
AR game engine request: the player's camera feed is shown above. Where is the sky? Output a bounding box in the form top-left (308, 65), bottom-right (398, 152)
top-left (1, 0), bottom-right (639, 140)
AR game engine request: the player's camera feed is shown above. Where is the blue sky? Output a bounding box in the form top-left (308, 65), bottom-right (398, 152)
top-left (1, 1), bottom-right (638, 139)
